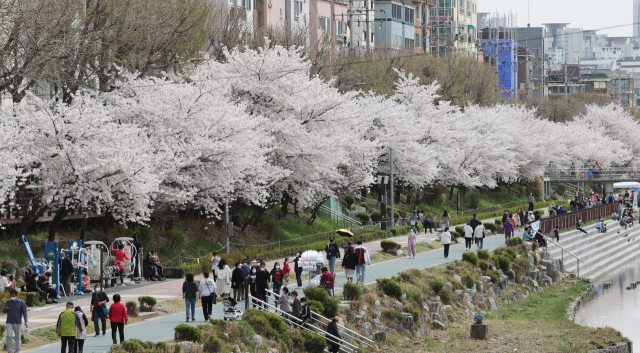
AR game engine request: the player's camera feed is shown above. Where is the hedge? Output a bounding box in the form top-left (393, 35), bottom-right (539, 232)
top-left (0, 292), bottom-right (40, 307)
top-left (163, 263), bottom-right (201, 278)
top-left (448, 200), bottom-right (559, 226)
top-left (174, 324), bottom-right (202, 343)
top-left (381, 240), bottom-right (401, 253)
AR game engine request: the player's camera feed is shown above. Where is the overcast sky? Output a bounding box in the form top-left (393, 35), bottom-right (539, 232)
top-left (478, 0), bottom-right (634, 37)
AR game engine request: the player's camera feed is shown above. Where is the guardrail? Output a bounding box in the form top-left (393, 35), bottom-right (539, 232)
top-left (538, 202), bottom-right (615, 234)
top-left (545, 168), bottom-right (640, 181)
top-left (535, 230), bottom-right (586, 278)
top-left (317, 204), bottom-right (361, 227)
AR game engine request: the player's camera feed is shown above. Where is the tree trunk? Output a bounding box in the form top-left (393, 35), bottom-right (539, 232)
top-left (306, 197), bottom-right (329, 225)
top-left (395, 184), bottom-right (401, 204)
top-left (280, 193), bottom-right (290, 217)
top-left (102, 212), bottom-right (111, 234)
top-left (449, 186), bottom-right (455, 200)
top-left (361, 188), bottom-right (367, 199)
top-left (48, 209), bottom-right (69, 242)
top-left (80, 215), bottom-right (88, 242)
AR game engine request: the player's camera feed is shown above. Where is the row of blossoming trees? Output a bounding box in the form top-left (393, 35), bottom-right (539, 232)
top-left (1, 43), bottom-right (639, 239)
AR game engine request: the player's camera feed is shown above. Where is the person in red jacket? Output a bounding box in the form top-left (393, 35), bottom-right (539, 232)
top-left (110, 243), bottom-right (131, 287)
top-left (107, 294), bottom-right (128, 346)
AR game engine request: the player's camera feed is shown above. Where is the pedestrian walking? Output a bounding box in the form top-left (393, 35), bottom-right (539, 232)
top-left (320, 267), bottom-right (334, 297)
top-left (215, 259), bottom-right (232, 297)
top-left (3, 289), bottom-right (28, 353)
top-left (240, 260), bottom-right (251, 300)
top-left (199, 271), bottom-right (217, 321)
top-left (517, 208), bottom-right (525, 229)
top-left (182, 273), bottom-right (198, 322)
top-left (407, 229), bottom-right (417, 259)
top-left (354, 240), bottom-right (371, 286)
top-left (325, 237), bottom-right (341, 275)
top-left (292, 251), bottom-right (303, 288)
top-left (291, 290), bottom-right (301, 318)
top-left (282, 258), bottom-right (291, 287)
top-left (231, 262), bottom-right (245, 301)
top-left (210, 251), bottom-right (221, 281)
top-left (73, 307), bottom-right (87, 353)
top-left (255, 262), bottom-right (271, 307)
top-left (325, 317), bottom-right (343, 353)
top-left (463, 222), bottom-right (473, 251)
top-left (528, 193), bottom-right (535, 212)
top-left (470, 214), bottom-right (480, 233)
top-left (90, 285), bottom-right (109, 336)
top-left (107, 294), bottom-right (128, 346)
top-left (576, 219), bottom-right (588, 234)
top-left (441, 227), bottom-right (452, 258)
top-left (441, 210), bottom-right (450, 231)
top-left (270, 262), bottom-right (285, 295)
top-left (503, 218), bottom-right (514, 244)
top-left (474, 222), bottom-right (485, 249)
top-left (247, 265), bottom-right (258, 309)
top-left (57, 302), bottom-right (83, 353)
top-left (341, 246), bottom-right (356, 283)
top-left (422, 217), bottom-right (432, 234)
top-left (276, 287), bottom-right (292, 315)
top-left (549, 226), bottom-right (561, 242)
top-left (409, 211), bottom-right (418, 232)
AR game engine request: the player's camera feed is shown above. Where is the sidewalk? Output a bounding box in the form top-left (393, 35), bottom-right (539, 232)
top-left (25, 228), bottom-right (524, 353)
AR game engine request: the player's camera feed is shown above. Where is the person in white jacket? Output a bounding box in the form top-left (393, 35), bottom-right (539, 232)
top-left (463, 222), bottom-right (474, 251)
top-left (440, 227), bottom-right (452, 258)
top-left (474, 222), bottom-right (485, 250)
top-left (215, 259), bottom-right (232, 297)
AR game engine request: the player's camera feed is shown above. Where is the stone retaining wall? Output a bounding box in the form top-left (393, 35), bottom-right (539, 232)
top-left (588, 342), bottom-right (631, 353)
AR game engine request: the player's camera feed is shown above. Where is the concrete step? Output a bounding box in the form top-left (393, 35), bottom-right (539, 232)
top-left (547, 226), bottom-right (638, 262)
top-left (579, 240), bottom-right (640, 279)
top-left (587, 243), bottom-right (640, 280)
top-left (546, 222), bottom-right (629, 258)
top-left (562, 233), bottom-right (640, 273)
top-left (138, 311), bottom-right (158, 320)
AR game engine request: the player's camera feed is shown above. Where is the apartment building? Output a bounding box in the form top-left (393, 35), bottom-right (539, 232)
top-left (430, 0), bottom-right (478, 57)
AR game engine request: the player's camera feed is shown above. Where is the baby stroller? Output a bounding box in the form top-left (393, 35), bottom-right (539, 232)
top-left (222, 294), bottom-right (243, 321)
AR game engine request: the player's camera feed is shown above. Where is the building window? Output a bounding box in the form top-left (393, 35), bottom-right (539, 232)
top-left (392, 4), bottom-right (402, 20)
top-left (321, 16), bottom-right (330, 33)
top-left (416, 5), bottom-right (421, 21)
top-left (254, 0), bottom-right (258, 10)
top-left (294, 1), bottom-right (300, 19)
top-left (336, 20), bottom-right (344, 36)
top-left (405, 8), bottom-right (414, 24)
top-left (415, 33), bottom-right (421, 47)
top-left (405, 38), bottom-right (414, 48)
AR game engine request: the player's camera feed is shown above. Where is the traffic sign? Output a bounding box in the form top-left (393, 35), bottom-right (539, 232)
top-left (630, 171), bottom-right (636, 178)
top-left (587, 172), bottom-right (594, 179)
top-left (579, 172), bottom-right (586, 178)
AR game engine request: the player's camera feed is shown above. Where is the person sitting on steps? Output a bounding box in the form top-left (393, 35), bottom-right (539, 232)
top-left (576, 219), bottom-right (588, 234)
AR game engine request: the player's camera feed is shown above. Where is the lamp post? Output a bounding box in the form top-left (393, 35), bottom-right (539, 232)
top-left (390, 147), bottom-right (394, 228)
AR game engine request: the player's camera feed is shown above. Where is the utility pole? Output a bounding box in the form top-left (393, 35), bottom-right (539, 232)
top-left (365, 0), bottom-right (369, 52)
top-left (564, 56), bottom-right (568, 96)
top-left (225, 192), bottom-right (229, 254)
top-left (435, 0), bottom-right (440, 57)
top-left (390, 147), bottom-right (394, 228)
top-left (422, 0), bottom-right (427, 54)
top-left (330, 0), bottom-right (336, 61)
top-left (348, 0), bottom-right (354, 52)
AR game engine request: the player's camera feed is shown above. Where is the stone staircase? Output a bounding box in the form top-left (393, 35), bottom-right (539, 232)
top-left (544, 219), bottom-right (640, 280)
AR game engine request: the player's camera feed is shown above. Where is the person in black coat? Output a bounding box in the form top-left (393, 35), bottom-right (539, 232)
top-left (291, 251), bottom-right (303, 288)
top-left (37, 272), bottom-right (58, 303)
top-left (325, 237), bottom-right (341, 275)
top-left (269, 263), bottom-right (285, 295)
top-left (255, 263), bottom-right (270, 308)
top-left (231, 262), bottom-right (245, 301)
top-left (60, 253), bottom-right (74, 296)
top-left (142, 253), bottom-right (161, 281)
top-left (325, 317), bottom-right (343, 353)
top-left (341, 246), bottom-right (357, 283)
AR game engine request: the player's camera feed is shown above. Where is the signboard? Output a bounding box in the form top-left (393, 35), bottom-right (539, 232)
top-left (530, 220), bottom-right (540, 231)
top-left (379, 184), bottom-right (387, 230)
top-left (587, 172), bottom-right (594, 179)
top-left (634, 187), bottom-right (640, 207)
top-left (44, 242), bottom-right (60, 299)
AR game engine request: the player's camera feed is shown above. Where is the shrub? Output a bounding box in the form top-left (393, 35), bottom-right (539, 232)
top-left (531, 241), bottom-right (538, 251)
top-left (484, 223), bottom-right (497, 232)
top-left (437, 193), bottom-right (447, 206)
top-left (394, 211), bottom-right (400, 220)
top-left (455, 226), bottom-right (465, 235)
top-left (174, 324), bottom-right (202, 343)
top-left (430, 279), bottom-right (444, 294)
top-left (343, 195), bottom-right (356, 209)
top-left (163, 263), bottom-right (201, 278)
top-left (125, 301), bottom-right (138, 317)
top-left (359, 202), bottom-right (369, 210)
top-left (399, 210), bottom-right (407, 218)
top-left (439, 289), bottom-right (452, 304)
top-left (487, 270), bottom-right (501, 284)
top-left (370, 211), bottom-right (382, 222)
top-left (138, 296), bottom-right (157, 312)
top-left (343, 283), bottom-right (362, 301)
top-left (461, 252), bottom-right (479, 267)
top-left (0, 324), bottom-right (5, 338)
top-left (477, 249), bottom-right (490, 260)
top-left (0, 292), bottom-right (40, 307)
top-left (450, 231), bottom-right (460, 239)
top-left (478, 260), bottom-right (490, 272)
top-left (164, 229), bottom-right (187, 249)
top-left (380, 240), bottom-right (401, 253)
top-left (242, 309), bottom-right (293, 349)
top-left (492, 255), bottom-right (511, 273)
top-left (294, 330), bottom-right (327, 353)
top-left (376, 278), bottom-right (402, 299)
top-left (495, 219), bottom-right (502, 226)
top-left (203, 335), bottom-right (222, 353)
top-left (306, 300), bottom-right (325, 315)
top-left (507, 237), bottom-right (524, 247)
top-left (341, 199), bottom-right (348, 209)
top-left (303, 286), bottom-right (339, 318)
top-left (356, 212), bottom-right (370, 225)
top-left (463, 274), bottom-right (476, 288)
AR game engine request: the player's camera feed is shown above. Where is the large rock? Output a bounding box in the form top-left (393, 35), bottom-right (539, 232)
top-left (361, 322), bottom-right (373, 339)
top-left (232, 345), bottom-right (241, 353)
top-left (499, 275), bottom-right (509, 290)
top-left (396, 249), bottom-right (405, 256)
top-left (432, 320), bottom-right (446, 330)
top-left (355, 206), bottom-right (367, 213)
top-left (444, 283), bottom-right (453, 291)
top-left (530, 269), bottom-right (540, 282)
top-left (477, 294), bottom-right (486, 305)
top-left (453, 275), bottom-right (462, 284)
top-left (527, 253), bottom-right (535, 266)
top-left (252, 335), bottom-right (263, 351)
top-left (417, 329), bottom-right (425, 338)
top-left (488, 297), bottom-right (498, 310)
top-left (373, 319), bottom-right (394, 333)
top-left (432, 313), bottom-right (441, 321)
top-left (506, 270), bottom-right (516, 282)
top-left (442, 305), bottom-right (452, 314)
top-left (541, 276), bottom-right (553, 287)
top-left (425, 241), bottom-right (433, 248)
top-left (487, 287), bottom-right (496, 298)
top-left (374, 300), bottom-right (382, 318)
top-left (476, 280), bottom-right (484, 292)
top-left (446, 314), bottom-right (455, 321)
top-left (374, 331), bottom-right (387, 341)
top-left (462, 293), bottom-right (474, 307)
top-left (429, 292), bottom-right (440, 301)
top-left (395, 324), bottom-right (407, 335)
top-left (521, 276), bottom-right (531, 286)
top-left (402, 313), bottom-right (415, 333)
top-left (466, 289), bottom-right (477, 304)
top-left (454, 289), bottom-right (463, 296)
top-left (428, 302), bottom-right (442, 315)
top-left (177, 342), bottom-right (193, 353)
top-left (531, 279), bottom-right (539, 289)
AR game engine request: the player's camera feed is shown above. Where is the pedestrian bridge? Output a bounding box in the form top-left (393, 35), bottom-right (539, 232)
top-left (545, 168), bottom-right (640, 183)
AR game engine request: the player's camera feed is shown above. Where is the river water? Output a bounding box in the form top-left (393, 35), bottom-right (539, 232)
top-left (573, 259), bottom-right (640, 343)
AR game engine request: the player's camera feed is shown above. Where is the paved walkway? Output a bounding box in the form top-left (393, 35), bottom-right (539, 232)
top-left (25, 228), bottom-right (524, 353)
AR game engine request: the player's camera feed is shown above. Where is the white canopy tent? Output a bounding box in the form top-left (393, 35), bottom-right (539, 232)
top-left (613, 182), bottom-right (640, 189)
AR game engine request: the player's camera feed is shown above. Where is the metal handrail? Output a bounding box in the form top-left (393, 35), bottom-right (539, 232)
top-left (248, 294), bottom-right (357, 351)
top-left (534, 230), bottom-right (585, 278)
top-left (265, 289), bottom-right (374, 347)
top-left (318, 205), bottom-right (360, 225)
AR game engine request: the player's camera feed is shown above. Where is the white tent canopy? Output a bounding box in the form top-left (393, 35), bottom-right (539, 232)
top-left (613, 182), bottom-right (640, 189)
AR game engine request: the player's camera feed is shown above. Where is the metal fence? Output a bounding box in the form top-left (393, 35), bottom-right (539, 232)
top-left (545, 168), bottom-right (640, 181)
top-left (539, 202), bottom-right (616, 234)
